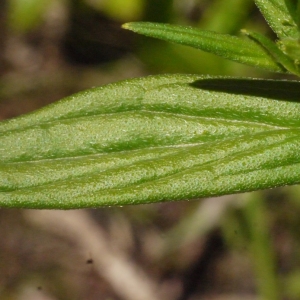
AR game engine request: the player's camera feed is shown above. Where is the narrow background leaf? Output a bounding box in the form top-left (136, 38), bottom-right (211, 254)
top-left (122, 22), bottom-right (284, 73)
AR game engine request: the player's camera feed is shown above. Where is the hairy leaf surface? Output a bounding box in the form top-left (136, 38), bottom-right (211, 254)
top-left (1, 74), bottom-right (300, 208)
top-left (254, 0), bottom-right (299, 38)
top-left (123, 22), bottom-right (284, 73)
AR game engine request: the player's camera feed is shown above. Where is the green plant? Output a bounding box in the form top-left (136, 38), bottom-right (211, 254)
top-left (1, 0), bottom-right (300, 209)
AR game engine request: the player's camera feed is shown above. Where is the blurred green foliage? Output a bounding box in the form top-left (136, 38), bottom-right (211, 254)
top-left (8, 0), bottom-right (53, 32)
top-left (7, 0), bottom-right (272, 76)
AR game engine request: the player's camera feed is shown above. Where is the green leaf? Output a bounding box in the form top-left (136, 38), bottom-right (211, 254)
top-left (254, 0), bottom-right (299, 38)
top-left (122, 22), bottom-right (284, 73)
top-left (242, 30), bottom-right (300, 76)
top-left (1, 74), bottom-right (300, 209)
top-left (278, 38), bottom-right (300, 61)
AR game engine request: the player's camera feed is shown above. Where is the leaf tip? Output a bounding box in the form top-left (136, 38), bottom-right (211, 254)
top-left (240, 29), bottom-right (250, 36)
top-left (122, 23), bottom-right (132, 30)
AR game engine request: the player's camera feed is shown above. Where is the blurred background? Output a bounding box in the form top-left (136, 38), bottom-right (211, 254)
top-left (1, 0), bottom-right (300, 299)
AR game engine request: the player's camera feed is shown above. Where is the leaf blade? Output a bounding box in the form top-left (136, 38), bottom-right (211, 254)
top-left (2, 132), bottom-right (300, 209)
top-left (254, 0), bottom-right (299, 38)
top-left (122, 22), bottom-right (284, 72)
top-left (242, 30), bottom-right (300, 76)
top-left (1, 74), bottom-right (300, 209)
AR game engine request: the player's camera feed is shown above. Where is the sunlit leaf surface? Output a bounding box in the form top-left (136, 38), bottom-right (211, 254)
top-left (1, 74), bottom-right (300, 208)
